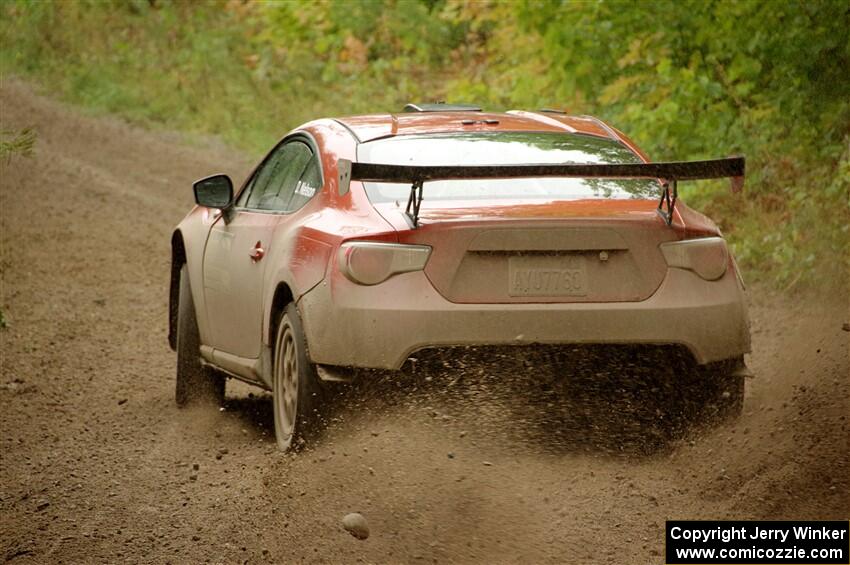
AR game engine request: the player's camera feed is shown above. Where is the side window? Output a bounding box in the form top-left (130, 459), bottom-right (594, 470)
top-left (240, 144), bottom-right (286, 209)
top-left (288, 157), bottom-right (322, 212)
top-left (243, 141), bottom-right (312, 211)
top-left (262, 142), bottom-right (312, 211)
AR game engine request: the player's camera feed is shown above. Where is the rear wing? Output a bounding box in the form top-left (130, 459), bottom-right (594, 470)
top-left (338, 156), bottom-right (745, 228)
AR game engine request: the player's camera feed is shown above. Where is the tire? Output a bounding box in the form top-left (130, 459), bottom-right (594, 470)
top-left (668, 356), bottom-right (745, 429)
top-left (710, 369), bottom-right (745, 420)
top-left (272, 303), bottom-right (323, 451)
top-left (175, 264), bottom-right (225, 407)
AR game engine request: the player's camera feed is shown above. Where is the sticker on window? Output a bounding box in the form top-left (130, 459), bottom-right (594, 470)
top-left (295, 180), bottom-right (316, 198)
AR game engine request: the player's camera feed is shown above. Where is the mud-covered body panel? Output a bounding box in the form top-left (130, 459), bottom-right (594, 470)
top-left (397, 218), bottom-right (675, 304)
top-left (299, 265), bottom-right (750, 369)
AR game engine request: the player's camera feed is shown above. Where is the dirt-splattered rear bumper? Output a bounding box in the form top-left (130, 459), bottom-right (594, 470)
top-left (298, 267), bottom-right (750, 370)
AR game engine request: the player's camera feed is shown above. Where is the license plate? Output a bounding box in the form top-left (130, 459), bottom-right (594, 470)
top-left (508, 255), bottom-right (587, 297)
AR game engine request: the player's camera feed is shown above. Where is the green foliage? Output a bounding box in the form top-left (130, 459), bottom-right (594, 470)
top-left (460, 0), bottom-right (850, 289)
top-left (1, 0), bottom-right (847, 289)
top-left (0, 127), bottom-right (36, 162)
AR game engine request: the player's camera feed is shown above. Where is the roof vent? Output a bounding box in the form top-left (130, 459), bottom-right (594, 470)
top-left (403, 102), bottom-right (483, 113)
top-left (539, 108), bottom-right (568, 114)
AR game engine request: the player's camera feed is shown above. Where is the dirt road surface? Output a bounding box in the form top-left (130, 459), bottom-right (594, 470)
top-left (1, 79), bottom-right (848, 564)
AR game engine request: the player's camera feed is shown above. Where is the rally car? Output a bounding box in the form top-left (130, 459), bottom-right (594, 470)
top-left (169, 103), bottom-right (751, 450)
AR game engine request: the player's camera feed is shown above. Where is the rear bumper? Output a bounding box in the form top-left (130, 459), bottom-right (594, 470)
top-left (298, 267), bottom-right (750, 370)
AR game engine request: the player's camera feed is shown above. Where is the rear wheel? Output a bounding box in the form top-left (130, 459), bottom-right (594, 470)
top-left (175, 264), bottom-right (225, 407)
top-left (705, 364), bottom-right (745, 420)
top-left (272, 303), bottom-right (323, 451)
top-left (665, 356), bottom-right (746, 430)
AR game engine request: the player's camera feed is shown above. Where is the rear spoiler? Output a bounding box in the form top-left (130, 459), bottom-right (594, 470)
top-left (338, 157), bottom-right (745, 228)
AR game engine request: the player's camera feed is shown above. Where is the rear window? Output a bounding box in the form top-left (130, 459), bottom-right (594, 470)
top-left (356, 132), bottom-right (658, 203)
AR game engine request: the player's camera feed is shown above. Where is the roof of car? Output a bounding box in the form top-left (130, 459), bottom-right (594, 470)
top-left (333, 110), bottom-right (623, 144)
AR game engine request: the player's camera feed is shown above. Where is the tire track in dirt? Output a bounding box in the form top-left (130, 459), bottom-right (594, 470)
top-left (1, 79), bottom-right (848, 564)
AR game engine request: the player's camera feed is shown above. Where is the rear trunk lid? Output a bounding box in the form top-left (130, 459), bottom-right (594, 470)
top-left (357, 131), bottom-right (683, 304)
top-left (377, 199), bottom-right (676, 304)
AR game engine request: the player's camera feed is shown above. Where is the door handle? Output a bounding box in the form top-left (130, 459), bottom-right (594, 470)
top-left (250, 242), bottom-right (265, 262)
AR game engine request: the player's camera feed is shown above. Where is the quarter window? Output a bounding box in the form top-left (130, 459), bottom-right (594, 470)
top-left (289, 158), bottom-right (322, 212)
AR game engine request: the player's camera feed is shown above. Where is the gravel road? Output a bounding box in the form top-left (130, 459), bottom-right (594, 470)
top-left (1, 79), bottom-right (848, 564)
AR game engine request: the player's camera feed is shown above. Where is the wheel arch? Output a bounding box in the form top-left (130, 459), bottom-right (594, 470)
top-left (267, 282), bottom-right (295, 354)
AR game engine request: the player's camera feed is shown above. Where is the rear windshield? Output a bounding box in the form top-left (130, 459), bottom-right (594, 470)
top-left (357, 132), bottom-right (658, 203)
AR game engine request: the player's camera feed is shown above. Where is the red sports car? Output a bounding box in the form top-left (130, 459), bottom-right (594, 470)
top-left (169, 103), bottom-right (751, 450)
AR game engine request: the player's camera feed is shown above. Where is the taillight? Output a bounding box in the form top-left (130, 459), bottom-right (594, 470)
top-left (660, 237), bottom-right (728, 281)
top-left (338, 242), bottom-right (431, 285)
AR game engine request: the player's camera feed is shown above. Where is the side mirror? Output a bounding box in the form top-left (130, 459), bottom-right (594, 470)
top-left (193, 174), bottom-right (233, 208)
